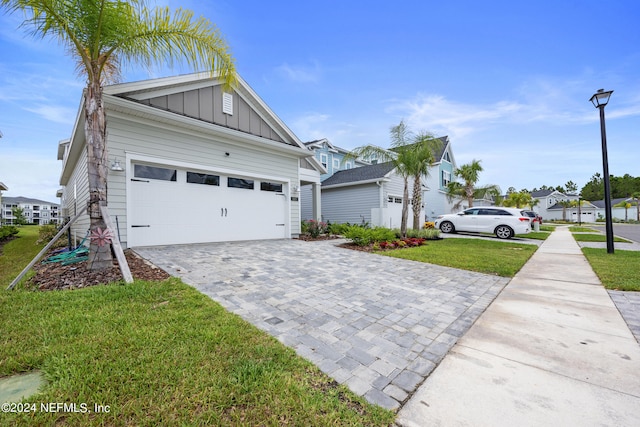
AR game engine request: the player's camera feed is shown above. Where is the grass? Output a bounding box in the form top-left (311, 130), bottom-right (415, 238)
top-left (572, 233), bottom-right (631, 243)
top-left (382, 238), bottom-right (537, 277)
top-left (0, 225), bottom-right (41, 286)
top-left (1, 229), bottom-right (394, 426)
top-left (516, 231), bottom-right (550, 240)
top-left (582, 248), bottom-right (640, 291)
top-left (569, 226), bottom-right (599, 233)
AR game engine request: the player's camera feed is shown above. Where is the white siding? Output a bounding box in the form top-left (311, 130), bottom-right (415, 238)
top-left (105, 113), bottom-right (300, 247)
top-left (62, 149), bottom-right (91, 244)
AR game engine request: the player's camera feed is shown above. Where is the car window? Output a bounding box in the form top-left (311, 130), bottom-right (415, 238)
top-left (464, 208), bottom-right (482, 215)
top-left (481, 209), bottom-right (510, 215)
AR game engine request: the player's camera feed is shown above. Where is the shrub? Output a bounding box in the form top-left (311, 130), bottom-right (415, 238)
top-left (303, 219), bottom-right (328, 238)
top-left (36, 224), bottom-right (67, 248)
top-left (0, 226), bottom-right (19, 242)
top-left (394, 228), bottom-right (441, 240)
top-left (344, 226), bottom-right (396, 246)
top-left (328, 222), bottom-right (352, 236)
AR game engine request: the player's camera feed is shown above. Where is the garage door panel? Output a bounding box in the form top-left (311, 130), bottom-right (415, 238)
top-left (130, 163), bottom-right (287, 246)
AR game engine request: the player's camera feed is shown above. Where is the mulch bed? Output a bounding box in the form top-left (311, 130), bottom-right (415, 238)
top-left (295, 234), bottom-right (342, 242)
top-left (28, 250), bottom-right (170, 291)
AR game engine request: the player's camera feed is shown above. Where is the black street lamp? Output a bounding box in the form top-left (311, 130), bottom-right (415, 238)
top-left (589, 89), bottom-right (614, 254)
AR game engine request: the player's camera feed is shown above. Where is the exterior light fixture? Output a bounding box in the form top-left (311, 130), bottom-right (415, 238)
top-left (110, 159), bottom-right (124, 172)
top-left (589, 88), bottom-right (614, 254)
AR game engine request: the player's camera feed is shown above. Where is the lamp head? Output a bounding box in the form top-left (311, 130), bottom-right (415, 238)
top-left (590, 89), bottom-right (613, 108)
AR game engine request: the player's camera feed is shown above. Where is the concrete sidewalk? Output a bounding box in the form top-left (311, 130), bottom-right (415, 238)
top-left (396, 226), bottom-right (640, 426)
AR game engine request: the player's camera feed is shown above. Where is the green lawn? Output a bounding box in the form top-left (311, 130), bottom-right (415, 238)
top-left (382, 238), bottom-right (537, 277)
top-left (1, 228), bottom-right (394, 426)
top-left (582, 248), bottom-right (640, 291)
top-left (516, 231), bottom-right (550, 240)
top-left (572, 233), bottom-right (630, 243)
top-left (568, 226), bottom-right (599, 233)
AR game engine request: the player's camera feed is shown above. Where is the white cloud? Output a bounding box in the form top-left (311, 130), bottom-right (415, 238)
top-left (23, 105), bottom-right (77, 125)
top-left (275, 61), bottom-right (322, 83)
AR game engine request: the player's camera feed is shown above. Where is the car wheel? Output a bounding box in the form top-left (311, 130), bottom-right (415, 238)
top-left (440, 221), bottom-right (455, 234)
top-left (495, 225), bottom-right (513, 239)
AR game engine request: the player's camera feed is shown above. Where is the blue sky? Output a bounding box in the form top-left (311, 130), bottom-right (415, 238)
top-left (1, 0), bottom-right (639, 203)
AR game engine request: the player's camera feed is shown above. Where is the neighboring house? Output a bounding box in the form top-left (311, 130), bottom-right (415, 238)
top-left (421, 136), bottom-right (459, 220)
top-left (590, 197), bottom-right (638, 222)
top-left (57, 72), bottom-right (324, 248)
top-left (2, 196), bottom-right (61, 225)
top-left (0, 182), bottom-right (8, 225)
top-left (547, 200), bottom-right (598, 223)
top-left (300, 138), bottom-right (369, 220)
top-left (530, 189), bottom-right (579, 221)
top-left (302, 135), bottom-right (458, 223)
top-left (304, 138), bottom-right (369, 181)
top-left (319, 162), bottom-right (424, 229)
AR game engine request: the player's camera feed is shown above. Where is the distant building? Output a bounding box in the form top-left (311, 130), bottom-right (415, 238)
top-left (2, 196), bottom-right (61, 225)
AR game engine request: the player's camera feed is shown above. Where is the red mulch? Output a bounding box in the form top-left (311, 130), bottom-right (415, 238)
top-left (27, 249), bottom-right (170, 291)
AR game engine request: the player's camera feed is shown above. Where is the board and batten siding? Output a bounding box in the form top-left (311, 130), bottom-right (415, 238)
top-left (321, 184), bottom-right (380, 225)
top-left (105, 113), bottom-right (301, 247)
top-left (140, 85), bottom-right (288, 145)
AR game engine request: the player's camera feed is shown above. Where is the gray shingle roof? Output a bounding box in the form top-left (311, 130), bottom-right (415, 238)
top-left (322, 162), bottom-right (395, 186)
top-left (2, 196), bottom-right (59, 206)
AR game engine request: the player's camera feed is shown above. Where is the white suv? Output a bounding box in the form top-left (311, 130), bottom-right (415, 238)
top-left (435, 207), bottom-right (531, 239)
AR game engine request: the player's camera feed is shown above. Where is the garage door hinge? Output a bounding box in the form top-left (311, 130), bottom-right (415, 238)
top-left (131, 225), bottom-right (150, 228)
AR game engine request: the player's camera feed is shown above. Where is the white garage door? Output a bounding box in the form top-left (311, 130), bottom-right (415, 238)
top-left (129, 163), bottom-right (287, 246)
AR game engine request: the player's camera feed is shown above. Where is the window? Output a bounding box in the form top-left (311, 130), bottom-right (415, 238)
top-left (443, 152), bottom-right (451, 162)
top-left (333, 158), bottom-right (340, 170)
top-left (320, 153), bottom-right (328, 169)
top-left (260, 182), bottom-right (283, 192)
top-left (228, 177), bottom-right (254, 189)
top-left (134, 164), bottom-right (177, 181)
top-left (442, 170), bottom-right (451, 187)
top-left (346, 162), bottom-right (352, 169)
top-left (187, 172), bottom-right (220, 186)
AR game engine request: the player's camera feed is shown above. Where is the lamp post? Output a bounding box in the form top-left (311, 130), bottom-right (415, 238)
top-left (589, 89), bottom-right (614, 254)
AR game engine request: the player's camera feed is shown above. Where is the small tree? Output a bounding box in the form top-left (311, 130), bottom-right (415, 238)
top-left (11, 206), bottom-right (27, 226)
top-left (346, 121), bottom-right (441, 236)
top-left (445, 159), bottom-right (500, 210)
top-left (614, 200), bottom-right (632, 222)
top-left (502, 191), bottom-right (532, 208)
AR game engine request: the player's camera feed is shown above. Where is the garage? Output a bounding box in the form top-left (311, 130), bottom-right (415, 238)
top-left (129, 163), bottom-right (288, 247)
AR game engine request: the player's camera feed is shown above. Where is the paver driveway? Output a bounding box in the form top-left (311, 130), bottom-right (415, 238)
top-left (135, 239), bottom-right (509, 409)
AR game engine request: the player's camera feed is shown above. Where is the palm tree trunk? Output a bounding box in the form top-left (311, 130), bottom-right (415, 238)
top-left (401, 178), bottom-right (409, 237)
top-left (412, 174), bottom-right (422, 230)
top-left (84, 79), bottom-right (113, 270)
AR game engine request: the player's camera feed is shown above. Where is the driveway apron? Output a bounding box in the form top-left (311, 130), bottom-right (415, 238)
top-left (134, 239), bottom-right (509, 409)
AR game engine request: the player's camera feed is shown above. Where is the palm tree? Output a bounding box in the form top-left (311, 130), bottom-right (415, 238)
top-left (446, 160), bottom-right (500, 210)
top-left (614, 199), bottom-right (632, 222)
top-left (558, 200), bottom-right (571, 221)
top-left (346, 121), bottom-right (440, 236)
top-left (2, 0), bottom-right (235, 269)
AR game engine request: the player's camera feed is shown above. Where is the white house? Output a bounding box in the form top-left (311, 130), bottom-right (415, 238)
top-left (58, 72), bottom-right (324, 248)
top-left (2, 196), bottom-right (61, 225)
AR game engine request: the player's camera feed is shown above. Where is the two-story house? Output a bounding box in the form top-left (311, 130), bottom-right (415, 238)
top-left (301, 135), bottom-right (459, 225)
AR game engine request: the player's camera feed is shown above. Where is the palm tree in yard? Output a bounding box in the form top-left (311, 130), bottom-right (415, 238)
top-left (1, 0), bottom-right (235, 270)
top-left (446, 159), bottom-right (500, 210)
top-left (346, 121), bottom-right (441, 236)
